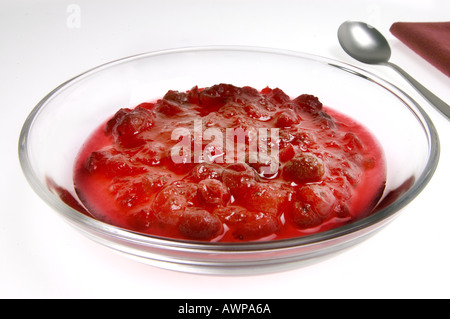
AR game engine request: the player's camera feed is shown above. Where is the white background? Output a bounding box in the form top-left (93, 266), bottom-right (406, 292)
top-left (1, 0), bottom-right (449, 299)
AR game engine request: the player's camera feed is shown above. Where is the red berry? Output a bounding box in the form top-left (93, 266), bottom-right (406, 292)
top-left (127, 209), bottom-right (156, 231)
top-left (261, 87), bottom-right (291, 105)
top-left (288, 202), bottom-right (323, 229)
top-left (155, 99), bottom-right (184, 116)
top-left (178, 208), bottom-right (223, 240)
top-left (232, 212), bottom-right (279, 240)
top-left (275, 109), bottom-right (301, 127)
top-left (214, 205), bottom-right (248, 224)
top-left (198, 179), bottom-right (230, 207)
top-left (334, 202), bottom-right (351, 218)
top-left (105, 108), bottom-right (131, 135)
top-left (241, 182), bottom-right (291, 215)
top-left (110, 173), bottom-right (171, 208)
top-left (133, 142), bottom-right (167, 166)
top-left (343, 132), bottom-right (363, 152)
top-left (313, 111), bottom-right (336, 129)
top-left (222, 163), bottom-right (257, 195)
top-left (329, 175), bottom-right (352, 202)
top-left (190, 163), bottom-right (224, 181)
top-left (85, 147), bottom-right (146, 177)
top-left (287, 184), bottom-right (337, 229)
top-left (108, 107), bottom-right (155, 148)
top-left (291, 130), bottom-right (315, 148)
top-left (217, 103), bottom-right (242, 118)
top-left (152, 181), bottom-right (199, 226)
top-left (243, 103), bottom-right (270, 120)
top-left (331, 160), bottom-right (361, 187)
top-left (283, 153), bottom-right (325, 184)
top-left (198, 83), bottom-right (242, 109)
top-left (279, 143), bottom-right (296, 162)
top-left (163, 90), bottom-right (188, 104)
top-left (293, 94), bottom-right (323, 113)
top-left (215, 206), bottom-right (279, 240)
top-left (187, 86), bottom-right (201, 105)
top-left (240, 86), bottom-right (261, 99)
top-left (165, 153), bottom-right (196, 175)
top-left (296, 184), bottom-right (336, 219)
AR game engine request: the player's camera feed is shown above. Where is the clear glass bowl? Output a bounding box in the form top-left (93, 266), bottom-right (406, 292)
top-left (18, 46), bottom-right (440, 275)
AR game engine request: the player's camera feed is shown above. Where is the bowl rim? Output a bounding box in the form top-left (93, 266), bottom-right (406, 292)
top-left (18, 45), bottom-right (440, 252)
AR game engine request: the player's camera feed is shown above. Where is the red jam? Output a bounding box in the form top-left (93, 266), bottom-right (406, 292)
top-left (73, 84), bottom-right (386, 242)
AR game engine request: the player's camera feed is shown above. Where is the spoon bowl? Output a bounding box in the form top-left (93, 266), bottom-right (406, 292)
top-left (338, 21), bottom-right (392, 64)
top-left (338, 20), bottom-right (450, 120)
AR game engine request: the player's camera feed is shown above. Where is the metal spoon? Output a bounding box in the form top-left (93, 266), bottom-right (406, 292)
top-left (337, 20), bottom-right (450, 120)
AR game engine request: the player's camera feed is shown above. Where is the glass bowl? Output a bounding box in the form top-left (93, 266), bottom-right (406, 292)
top-left (18, 46), bottom-right (440, 275)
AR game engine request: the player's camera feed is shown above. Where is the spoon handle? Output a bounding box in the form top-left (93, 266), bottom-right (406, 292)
top-left (386, 62), bottom-right (450, 120)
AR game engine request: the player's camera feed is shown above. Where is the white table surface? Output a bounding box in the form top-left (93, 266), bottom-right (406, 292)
top-left (2, 0), bottom-right (449, 299)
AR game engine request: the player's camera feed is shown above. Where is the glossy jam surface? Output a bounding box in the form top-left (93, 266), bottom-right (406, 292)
top-left (74, 84), bottom-right (386, 242)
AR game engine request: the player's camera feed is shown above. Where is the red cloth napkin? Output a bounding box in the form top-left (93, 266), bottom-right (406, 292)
top-left (390, 22), bottom-right (450, 77)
